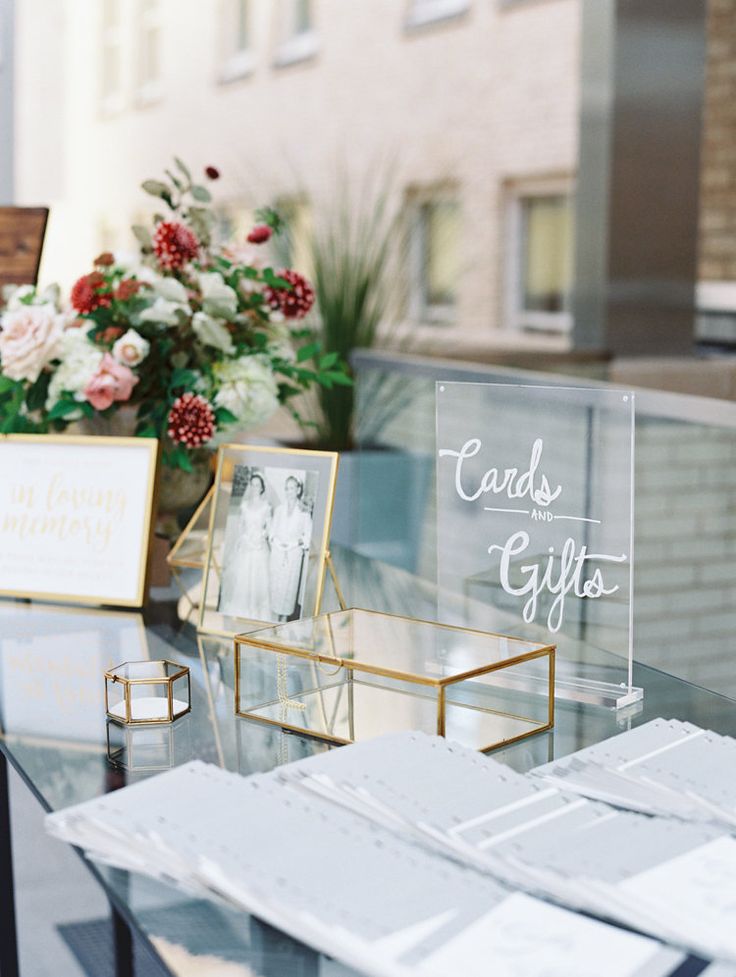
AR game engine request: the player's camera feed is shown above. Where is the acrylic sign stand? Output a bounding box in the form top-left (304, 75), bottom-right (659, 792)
top-left (436, 382), bottom-right (642, 710)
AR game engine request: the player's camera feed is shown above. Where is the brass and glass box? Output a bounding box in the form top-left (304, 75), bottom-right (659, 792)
top-left (234, 609), bottom-right (555, 752)
top-left (105, 660), bottom-right (191, 726)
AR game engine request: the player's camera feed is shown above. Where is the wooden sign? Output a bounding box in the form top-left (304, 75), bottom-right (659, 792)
top-left (0, 434), bottom-right (159, 607)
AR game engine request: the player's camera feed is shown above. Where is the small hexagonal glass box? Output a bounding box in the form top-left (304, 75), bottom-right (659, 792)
top-left (105, 660), bottom-right (191, 726)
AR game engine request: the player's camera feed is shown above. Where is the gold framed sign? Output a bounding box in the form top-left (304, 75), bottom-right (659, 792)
top-left (198, 443), bottom-right (339, 637)
top-left (0, 434), bottom-right (159, 608)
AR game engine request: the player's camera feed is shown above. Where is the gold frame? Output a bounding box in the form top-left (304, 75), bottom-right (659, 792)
top-left (0, 433), bottom-right (160, 608)
top-left (198, 443), bottom-right (339, 638)
top-left (104, 658), bottom-right (192, 726)
top-left (167, 485), bottom-right (214, 570)
top-left (234, 608), bottom-right (556, 753)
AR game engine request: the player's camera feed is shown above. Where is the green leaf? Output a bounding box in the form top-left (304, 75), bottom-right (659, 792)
top-left (319, 351), bottom-right (339, 369)
top-left (174, 156), bottom-right (192, 181)
top-left (214, 406), bottom-right (237, 426)
top-left (297, 342), bottom-right (320, 363)
top-left (165, 168), bottom-right (183, 192)
top-left (141, 179), bottom-right (170, 198)
top-left (25, 372), bottom-right (51, 412)
top-left (132, 224), bottom-right (153, 250)
top-left (190, 184), bottom-right (211, 203)
top-left (325, 370), bottom-right (353, 387)
top-left (47, 399), bottom-right (82, 420)
top-left (169, 367), bottom-right (199, 390)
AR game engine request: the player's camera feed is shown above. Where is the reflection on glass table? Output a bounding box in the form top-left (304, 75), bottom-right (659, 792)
top-left (1, 546), bottom-right (736, 976)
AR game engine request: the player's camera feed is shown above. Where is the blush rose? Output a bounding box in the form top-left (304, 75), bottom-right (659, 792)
top-left (83, 353), bottom-right (138, 410)
top-left (0, 305), bottom-right (65, 383)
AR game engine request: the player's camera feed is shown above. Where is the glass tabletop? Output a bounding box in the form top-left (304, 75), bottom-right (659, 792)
top-left (1, 545), bottom-right (735, 976)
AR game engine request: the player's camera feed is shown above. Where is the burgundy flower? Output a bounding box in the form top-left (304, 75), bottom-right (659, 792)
top-left (152, 220), bottom-right (199, 271)
top-left (264, 269), bottom-right (315, 320)
top-left (114, 279), bottom-right (143, 301)
top-left (247, 224), bottom-right (272, 245)
top-left (70, 272), bottom-right (112, 314)
top-left (205, 166), bottom-right (220, 180)
top-left (94, 252), bottom-right (115, 267)
top-left (167, 392), bottom-right (216, 448)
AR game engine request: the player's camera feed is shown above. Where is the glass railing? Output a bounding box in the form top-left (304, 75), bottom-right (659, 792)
top-left (350, 349), bottom-right (736, 700)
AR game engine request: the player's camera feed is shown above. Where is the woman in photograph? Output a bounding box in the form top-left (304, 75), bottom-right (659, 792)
top-left (269, 475), bottom-right (313, 622)
top-left (219, 473), bottom-right (273, 621)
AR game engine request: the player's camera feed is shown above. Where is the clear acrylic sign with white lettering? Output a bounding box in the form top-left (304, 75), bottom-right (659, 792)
top-left (436, 382), bottom-right (641, 709)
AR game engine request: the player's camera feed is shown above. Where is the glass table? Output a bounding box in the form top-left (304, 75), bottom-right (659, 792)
top-left (1, 546), bottom-right (734, 977)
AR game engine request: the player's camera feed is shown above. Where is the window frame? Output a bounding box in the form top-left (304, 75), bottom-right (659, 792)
top-left (99, 0), bottom-right (125, 116)
top-left (408, 191), bottom-right (461, 326)
top-left (404, 0), bottom-right (470, 31)
top-left (273, 0), bottom-right (318, 68)
top-left (218, 0), bottom-right (256, 83)
top-left (134, 0), bottom-right (163, 107)
top-left (504, 177), bottom-right (575, 334)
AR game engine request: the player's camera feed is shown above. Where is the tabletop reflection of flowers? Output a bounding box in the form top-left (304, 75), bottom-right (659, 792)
top-left (0, 159), bottom-right (349, 473)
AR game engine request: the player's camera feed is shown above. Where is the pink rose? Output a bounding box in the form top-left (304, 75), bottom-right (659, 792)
top-left (83, 353), bottom-right (138, 410)
top-left (0, 304), bottom-right (65, 383)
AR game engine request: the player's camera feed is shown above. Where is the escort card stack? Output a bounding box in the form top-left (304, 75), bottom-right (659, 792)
top-left (47, 719), bottom-right (736, 976)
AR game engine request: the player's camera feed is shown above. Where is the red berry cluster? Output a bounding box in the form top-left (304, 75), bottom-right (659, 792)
top-left (153, 220), bottom-right (199, 271)
top-left (70, 272), bottom-right (112, 315)
top-left (264, 269), bottom-right (315, 320)
top-left (167, 393), bottom-right (216, 448)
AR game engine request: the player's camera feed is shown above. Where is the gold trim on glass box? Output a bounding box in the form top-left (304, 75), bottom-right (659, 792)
top-left (104, 659), bottom-right (191, 726)
top-left (198, 443), bottom-right (339, 638)
top-left (0, 433), bottom-right (160, 608)
top-left (234, 608), bottom-right (556, 753)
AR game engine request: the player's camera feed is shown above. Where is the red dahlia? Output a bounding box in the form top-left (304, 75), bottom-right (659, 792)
top-left (247, 224), bottom-right (272, 245)
top-left (152, 221), bottom-right (199, 271)
top-left (70, 272), bottom-right (112, 314)
top-left (264, 269), bottom-right (315, 320)
top-left (167, 393), bottom-right (216, 448)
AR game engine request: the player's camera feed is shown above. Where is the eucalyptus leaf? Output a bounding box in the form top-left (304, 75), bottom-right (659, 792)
top-left (190, 185), bottom-right (211, 203)
top-left (141, 179), bottom-right (170, 198)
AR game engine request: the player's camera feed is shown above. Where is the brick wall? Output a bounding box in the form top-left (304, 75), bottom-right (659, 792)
top-left (699, 0), bottom-right (736, 282)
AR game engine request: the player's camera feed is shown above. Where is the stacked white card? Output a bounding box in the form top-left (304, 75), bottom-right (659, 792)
top-left (533, 717), bottom-right (736, 831)
top-left (46, 722), bottom-right (736, 976)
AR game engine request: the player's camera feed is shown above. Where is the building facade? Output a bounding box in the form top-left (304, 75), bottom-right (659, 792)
top-left (12, 0), bottom-right (580, 356)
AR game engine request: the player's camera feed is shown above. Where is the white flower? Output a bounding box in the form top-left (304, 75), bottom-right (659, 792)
top-left (214, 355), bottom-right (280, 429)
top-left (153, 276), bottom-right (189, 304)
top-left (139, 296), bottom-right (189, 326)
top-left (192, 312), bottom-right (234, 354)
top-left (46, 329), bottom-right (104, 412)
top-left (199, 271), bottom-right (238, 320)
top-left (266, 321), bottom-right (296, 363)
top-left (112, 328), bottom-right (150, 367)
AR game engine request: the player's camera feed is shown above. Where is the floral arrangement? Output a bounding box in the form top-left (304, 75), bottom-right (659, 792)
top-left (0, 159), bottom-right (349, 470)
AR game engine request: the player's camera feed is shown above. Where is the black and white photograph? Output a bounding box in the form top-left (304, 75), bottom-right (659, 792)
top-left (218, 463), bottom-right (319, 624)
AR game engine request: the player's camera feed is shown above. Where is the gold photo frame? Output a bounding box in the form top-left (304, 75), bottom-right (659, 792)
top-left (0, 434), bottom-right (159, 608)
top-left (198, 444), bottom-right (339, 637)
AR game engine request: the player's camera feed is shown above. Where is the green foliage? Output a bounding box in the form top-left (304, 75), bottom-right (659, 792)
top-left (296, 170), bottom-right (408, 450)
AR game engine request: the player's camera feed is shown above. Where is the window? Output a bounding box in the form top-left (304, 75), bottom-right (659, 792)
top-left (136, 0), bottom-right (162, 104)
top-left (410, 196), bottom-right (460, 323)
top-left (405, 0), bottom-right (470, 30)
top-left (219, 0), bottom-right (255, 82)
top-left (100, 0), bottom-right (123, 114)
top-left (506, 184), bottom-right (573, 332)
top-left (274, 0), bottom-right (318, 67)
